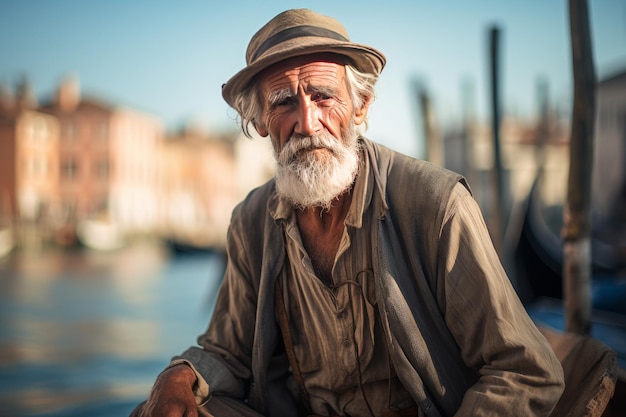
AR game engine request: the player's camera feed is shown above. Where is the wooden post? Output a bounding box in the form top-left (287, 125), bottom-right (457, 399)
top-left (489, 25), bottom-right (505, 254)
top-left (535, 77), bottom-right (550, 177)
top-left (563, 0), bottom-right (596, 335)
top-left (460, 78), bottom-right (475, 179)
top-left (414, 81), bottom-right (443, 166)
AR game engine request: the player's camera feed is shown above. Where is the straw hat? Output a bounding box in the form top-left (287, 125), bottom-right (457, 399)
top-left (221, 8), bottom-right (386, 108)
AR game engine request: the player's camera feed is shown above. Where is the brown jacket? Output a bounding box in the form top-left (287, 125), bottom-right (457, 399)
top-left (174, 138), bottom-right (565, 416)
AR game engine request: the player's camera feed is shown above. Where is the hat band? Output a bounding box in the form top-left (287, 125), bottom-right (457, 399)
top-left (250, 25), bottom-right (349, 63)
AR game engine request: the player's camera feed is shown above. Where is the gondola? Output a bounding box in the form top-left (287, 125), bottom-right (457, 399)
top-left (512, 180), bottom-right (626, 312)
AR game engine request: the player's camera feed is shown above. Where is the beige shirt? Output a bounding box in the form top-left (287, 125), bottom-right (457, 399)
top-left (272, 153), bottom-right (415, 416)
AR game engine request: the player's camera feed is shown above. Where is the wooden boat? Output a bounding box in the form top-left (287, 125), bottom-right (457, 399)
top-left (511, 180), bottom-right (626, 309)
top-left (509, 180), bottom-right (626, 415)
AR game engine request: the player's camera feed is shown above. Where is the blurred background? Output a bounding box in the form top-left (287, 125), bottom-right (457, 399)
top-left (0, 1), bottom-right (625, 416)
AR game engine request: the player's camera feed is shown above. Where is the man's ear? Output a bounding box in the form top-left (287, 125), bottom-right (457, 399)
top-left (353, 95), bottom-right (372, 125)
top-left (254, 120), bottom-right (269, 137)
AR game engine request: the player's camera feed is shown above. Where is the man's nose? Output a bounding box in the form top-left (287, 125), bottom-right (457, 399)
top-left (294, 99), bottom-right (321, 136)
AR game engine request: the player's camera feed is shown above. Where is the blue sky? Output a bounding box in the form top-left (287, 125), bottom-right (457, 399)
top-left (1, 0), bottom-right (625, 157)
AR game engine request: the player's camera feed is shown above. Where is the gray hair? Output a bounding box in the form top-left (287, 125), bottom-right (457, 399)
top-left (232, 64), bottom-right (379, 138)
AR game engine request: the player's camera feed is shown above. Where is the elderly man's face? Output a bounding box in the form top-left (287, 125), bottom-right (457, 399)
top-left (257, 54), bottom-right (368, 151)
top-left (255, 54), bottom-right (370, 209)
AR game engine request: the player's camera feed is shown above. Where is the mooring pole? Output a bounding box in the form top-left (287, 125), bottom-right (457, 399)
top-left (563, 0), bottom-right (596, 335)
top-left (414, 81), bottom-right (443, 167)
top-left (489, 25), bottom-right (505, 254)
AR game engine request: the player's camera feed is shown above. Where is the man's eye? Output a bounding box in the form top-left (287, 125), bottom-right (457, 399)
top-left (312, 93), bottom-right (331, 102)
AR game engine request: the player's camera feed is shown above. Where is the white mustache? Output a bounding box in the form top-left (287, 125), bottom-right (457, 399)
top-left (278, 133), bottom-right (340, 166)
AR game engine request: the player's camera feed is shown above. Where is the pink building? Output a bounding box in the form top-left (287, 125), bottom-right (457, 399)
top-left (0, 80), bottom-right (60, 248)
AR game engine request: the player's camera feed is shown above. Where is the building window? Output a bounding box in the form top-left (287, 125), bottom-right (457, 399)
top-left (33, 117), bottom-right (48, 143)
top-left (24, 155), bottom-right (46, 178)
top-left (61, 158), bottom-right (78, 181)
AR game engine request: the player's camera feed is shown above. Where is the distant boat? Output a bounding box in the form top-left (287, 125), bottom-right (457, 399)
top-left (160, 219), bottom-right (228, 256)
top-left (0, 226), bottom-right (14, 258)
top-left (163, 236), bottom-right (225, 256)
top-left (76, 217), bottom-right (126, 251)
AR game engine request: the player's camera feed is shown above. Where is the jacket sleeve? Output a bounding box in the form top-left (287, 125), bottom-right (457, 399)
top-left (439, 184), bottom-right (564, 417)
top-left (171, 201), bottom-right (260, 404)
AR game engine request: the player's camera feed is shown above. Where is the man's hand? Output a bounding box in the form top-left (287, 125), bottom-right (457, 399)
top-left (140, 364), bottom-right (199, 417)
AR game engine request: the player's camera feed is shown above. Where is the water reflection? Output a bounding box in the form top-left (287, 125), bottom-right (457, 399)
top-left (0, 243), bottom-right (225, 417)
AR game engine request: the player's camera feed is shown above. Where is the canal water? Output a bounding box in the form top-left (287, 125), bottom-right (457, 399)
top-left (2, 241), bottom-right (625, 417)
top-left (0, 242), bottom-right (226, 417)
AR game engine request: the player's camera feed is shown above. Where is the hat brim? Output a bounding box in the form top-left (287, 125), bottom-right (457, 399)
top-left (221, 40), bottom-right (386, 109)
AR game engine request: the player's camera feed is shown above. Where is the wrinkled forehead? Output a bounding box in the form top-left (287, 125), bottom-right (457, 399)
top-left (259, 53), bottom-right (349, 82)
top-left (259, 53), bottom-right (349, 97)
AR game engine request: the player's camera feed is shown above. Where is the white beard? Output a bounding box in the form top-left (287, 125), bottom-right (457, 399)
top-left (273, 123), bottom-right (361, 210)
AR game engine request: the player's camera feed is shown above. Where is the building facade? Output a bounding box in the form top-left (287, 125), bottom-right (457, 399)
top-left (0, 75), bottom-right (276, 251)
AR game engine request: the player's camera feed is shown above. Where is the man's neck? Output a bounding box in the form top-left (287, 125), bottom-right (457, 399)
top-left (295, 191), bottom-right (353, 285)
top-left (297, 191), bottom-right (352, 229)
